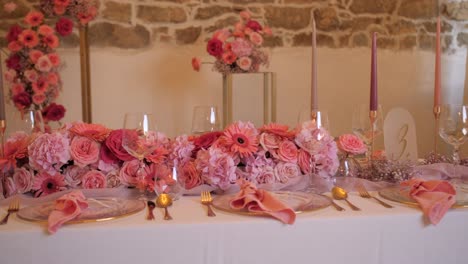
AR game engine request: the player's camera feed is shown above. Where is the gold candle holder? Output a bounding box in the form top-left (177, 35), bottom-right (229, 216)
top-left (433, 105), bottom-right (441, 156)
top-left (0, 119), bottom-right (6, 198)
top-left (369, 110), bottom-right (377, 163)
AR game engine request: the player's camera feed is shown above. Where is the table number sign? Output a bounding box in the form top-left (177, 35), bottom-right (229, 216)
top-left (383, 108), bottom-right (418, 161)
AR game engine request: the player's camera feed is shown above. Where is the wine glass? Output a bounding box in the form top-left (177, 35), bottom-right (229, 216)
top-left (17, 110), bottom-right (44, 134)
top-left (352, 104), bottom-right (383, 161)
top-left (122, 113), bottom-right (158, 197)
top-left (297, 107), bottom-right (330, 131)
top-left (439, 104), bottom-right (468, 165)
top-left (191, 105), bottom-right (221, 135)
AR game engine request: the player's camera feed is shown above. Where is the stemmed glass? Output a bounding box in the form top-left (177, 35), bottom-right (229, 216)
top-left (122, 113), bottom-right (158, 197)
top-left (17, 110), bottom-right (44, 134)
top-left (191, 105), bottom-right (221, 134)
top-left (351, 104), bottom-right (383, 161)
top-left (439, 104), bottom-right (468, 165)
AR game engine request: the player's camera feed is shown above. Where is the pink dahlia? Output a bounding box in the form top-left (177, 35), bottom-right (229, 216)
top-left (32, 172), bottom-right (67, 197)
top-left (221, 121), bottom-right (258, 158)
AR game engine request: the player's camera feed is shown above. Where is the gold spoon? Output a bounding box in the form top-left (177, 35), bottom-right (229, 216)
top-left (331, 186), bottom-right (361, 211)
top-left (156, 194), bottom-right (173, 220)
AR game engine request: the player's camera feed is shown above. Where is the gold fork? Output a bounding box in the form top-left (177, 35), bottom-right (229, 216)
top-left (201, 191), bottom-right (216, 217)
top-left (357, 185), bottom-right (393, 208)
top-left (0, 198), bottom-right (20, 225)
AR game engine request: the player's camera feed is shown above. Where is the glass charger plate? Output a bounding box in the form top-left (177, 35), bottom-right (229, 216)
top-left (212, 191), bottom-right (331, 216)
top-left (379, 184), bottom-right (468, 208)
top-left (17, 198), bottom-right (145, 223)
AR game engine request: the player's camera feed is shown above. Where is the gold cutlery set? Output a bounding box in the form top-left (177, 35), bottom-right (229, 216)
top-left (331, 185), bottom-right (393, 211)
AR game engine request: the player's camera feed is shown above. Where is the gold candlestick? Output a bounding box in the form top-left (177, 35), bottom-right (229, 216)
top-left (433, 105), bottom-right (441, 156)
top-left (369, 110), bottom-right (377, 163)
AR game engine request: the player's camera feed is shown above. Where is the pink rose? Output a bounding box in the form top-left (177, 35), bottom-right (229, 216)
top-left (70, 136), bottom-right (100, 167)
top-left (213, 29), bottom-right (231, 42)
top-left (35, 56), bottom-right (53, 72)
top-left (297, 149), bottom-right (311, 175)
top-left (13, 168), bottom-right (33, 193)
top-left (337, 134), bottom-right (367, 155)
top-left (277, 140), bottom-right (298, 163)
top-left (32, 94), bottom-right (46, 104)
top-left (105, 129), bottom-right (134, 161)
top-left (206, 38), bottom-right (223, 57)
top-left (193, 131), bottom-right (223, 153)
top-left (259, 133), bottom-right (280, 151)
top-left (274, 162), bottom-right (300, 183)
top-left (222, 51), bottom-right (237, 64)
top-left (237, 57), bottom-right (252, 71)
top-left (256, 166), bottom-right (275, 184)
top-left (29, 50), bottom-right (44, 63)
top-left (24, 69), bottom-right (38, 82)
top-left (63, 165), bottom-right (89, 188)
top-left (191, 57), bottom-right (201, 71)
top-left (82, 170), bottom-right (107, 189)
top-left (11, 83), bottom-right (25, 96)
top-left (12, 92), bottom-right (32, 110)
top-left (48, 53), bottom-right (60, 66)
top-left (7, 41), bottom-right (21, 52)
top-left (4, 69), bottom-right (17, 82)
top-left (179, 162), bottom-right (202, 190)
top-left (55, 17), bottom-right (73, 36)
top-left (249, 32), bottom-right (263, 46)
top-left (119, 159), bottom-right (140, 186)
top-left (42, 103), bottom-right (66, 122)
top-left (38, 25), bottom-right (54, 36)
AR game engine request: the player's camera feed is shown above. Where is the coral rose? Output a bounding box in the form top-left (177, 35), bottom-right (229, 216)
top-left (179, 162), bottom-right (202, 190)
top-left (277, 140), bottom-right (298, 163)
top-left (70, 136), bottom-right (100, 167)
top-left (82, 170), bottom-right (107, 189)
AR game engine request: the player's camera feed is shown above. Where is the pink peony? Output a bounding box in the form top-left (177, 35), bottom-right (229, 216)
top-left (222, 51), bottom-right (237, 64)
top-left (82, 170), bottom-right (107, 189)
top-left (191, 57), bottom-right (201, 71)
top-left (105, 129), bottom-right (134, 161)
top-left (179, 162), bottom-right (202, 190)
top-left (55, 17), bottom-right (73, 37)
top-left (32, 172), bottom-right (67, 197)
top-left (249, 32), bottom-right (263, 46)
top-left (206, 38), bottom-right (224, 57)
top-left (274, 162), bottom-right (300, 183)
top-left (70, 136), bottom-right (100, 167)
top-left (3, 2), bottom-right (17, 13)
top-left (42, 103), bottom-right (66, 121)
top-left (63, 165), bottom-right (89, 188)
top-left (196, 147), bottom-right (236, 190)
top-left (277, 140), bottom-right (298, 163)
top-left (337, 134), bottom-right (367, 155)
top-left (119, 159), bottom-right (140, 186)
top-left (231, 38), bottom-right (252, 57)
top-left (47, 72), bottom-right (59, 85)
top-left (28, 132), bottom-right (71, 175)
top-left (97, 159), bottom-right (119, 173)
top-left (237, 57), bottom-right (252, 71)
top-left (35, 55), bottom-right (53, 72)
top-left (13, 168), bottom-right (33, 193)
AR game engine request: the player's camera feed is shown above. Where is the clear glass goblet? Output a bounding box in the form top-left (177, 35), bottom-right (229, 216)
top-left (439, 104), bottom-right (468, 165)
top-left (19, 110), bottom-right (44, 134)
top-left (191, 105), bottom-right (221, 135)
top-left (351, 104), bottom-right (383, 162)
top-left (122, 113), bottom-right (158, 197)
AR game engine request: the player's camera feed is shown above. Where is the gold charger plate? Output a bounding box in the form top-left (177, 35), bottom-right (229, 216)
top-left (211, 191), bottom-right (332, 216)
top-left (17, 198), bottom-right (145, 224)
top-left (379, 184), bottom-right (468, 209)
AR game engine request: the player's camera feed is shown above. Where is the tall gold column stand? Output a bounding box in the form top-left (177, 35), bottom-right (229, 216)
top-left (79, 25), bottom-right (92, 123)
top-left (0, 119), bottom-right (6, 197)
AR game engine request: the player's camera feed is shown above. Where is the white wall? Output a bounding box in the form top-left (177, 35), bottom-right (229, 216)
top-left (4, 44), bottom-right (468, 157)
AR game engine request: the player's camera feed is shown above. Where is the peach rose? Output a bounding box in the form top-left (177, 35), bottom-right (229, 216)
top-left (119, 159), bottom-right (140, 186)
top-left (259, 133), bottom-right (280, 151)
top-left (274, 162), bottom-right (300, 183)
top-left (82, 170), bottom-right (107, 189)
top-left (237, 56), bottom-right (252, 71)
top-left (179, 162), bottom-right (202, 190)
top-left (337, 134), bottom-right (367, 155)
top-left (277, 140), bottom-right (298, 163)
top-left (70, 136), bottom-right (100, 167)
top-left (13, 168), bottom-right (33, 193)
top-left (249, 32), bottom-right (263, 46)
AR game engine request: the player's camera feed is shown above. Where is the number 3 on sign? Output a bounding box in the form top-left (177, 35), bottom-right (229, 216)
top-left (384, 108), bottom-right (418, 162)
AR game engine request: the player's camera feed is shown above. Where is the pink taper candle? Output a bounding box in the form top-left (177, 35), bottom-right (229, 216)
top-left (434, 17), bottom-right (441, 108)
top-left (311, 18), bottom-right (318, 111)
top-left (0, 52), bottom-right (5, 121)
top-left (370, 32), bottom-right (378, 111)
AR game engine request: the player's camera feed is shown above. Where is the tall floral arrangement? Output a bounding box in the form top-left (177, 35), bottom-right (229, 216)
top-left (40, 0), bottom-right (99, 26)
top-left (192, 11), bottom-right (272, 74)
top-left (4, 10), bottom-right (66, 122)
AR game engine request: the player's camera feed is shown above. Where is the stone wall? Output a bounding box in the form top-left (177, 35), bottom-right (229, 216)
top-left (0, 0), bottom-right (468, 52)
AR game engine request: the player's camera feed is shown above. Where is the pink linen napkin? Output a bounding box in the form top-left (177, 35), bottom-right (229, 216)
top-left (401, 179), bottom-right (456, 225)
top-left (48, 190), bottom-right (88, 234)
top-left (230, 179), bottom-right (296, 224)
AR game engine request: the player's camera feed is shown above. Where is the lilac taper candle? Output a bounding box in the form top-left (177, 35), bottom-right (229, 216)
top-left (369, 32), bottom-right (378, 111)
top-left (311, 18), bottom-right (318, 111)
top-left (434, 17), bottom-right (441, 108)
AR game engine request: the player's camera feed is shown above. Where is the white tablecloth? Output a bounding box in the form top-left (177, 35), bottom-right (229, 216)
top-left (0, 192), bottom-right (467, 264)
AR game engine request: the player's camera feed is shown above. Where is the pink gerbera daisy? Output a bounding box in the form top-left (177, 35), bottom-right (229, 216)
top-left (69, 123), bottom-right (111, 142)
top-left (24, 11), bottom-right (44, 27)
top-left (259, 123), bottom-right (295, 139)
top-left (32, 172), bottom-right (67, 197)
top-left (221, 121), bottom-right (258, 158)
top-left (18, 29), bottom-right (39, 48)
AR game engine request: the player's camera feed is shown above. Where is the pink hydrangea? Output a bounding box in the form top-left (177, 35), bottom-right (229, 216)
top-left (231, 38), bottom-right (252, 57)
top-left (171, 135), bottom-right (195, 166)
top-left (28, 132), bottom-right (71, 175)
top-left (196, 147), bottom-right (236, 190)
